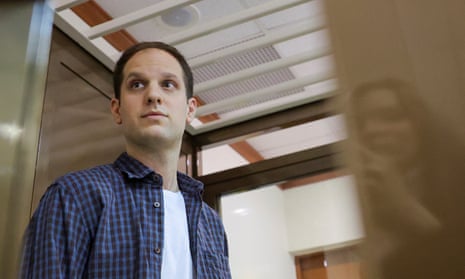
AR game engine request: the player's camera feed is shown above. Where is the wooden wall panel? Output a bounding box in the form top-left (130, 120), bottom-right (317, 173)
top-left (296, 247), bottom-right (361, 279)
top-left (32, 28), bottom-right (124, 212)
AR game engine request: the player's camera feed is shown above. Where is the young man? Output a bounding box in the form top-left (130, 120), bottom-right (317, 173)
top-left (21, 42), bottom-right (231, 279)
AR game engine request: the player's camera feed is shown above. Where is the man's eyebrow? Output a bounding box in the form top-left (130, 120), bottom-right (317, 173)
top-left (125, 72), bottom-right (145, 80)
top-left (160, 72), bottom-right (181, 80)
top-left (125, 71), bottom-right (181, 80)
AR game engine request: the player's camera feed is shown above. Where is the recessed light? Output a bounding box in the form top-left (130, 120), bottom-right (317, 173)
top-left (158, 5), bottom-right (200, 29)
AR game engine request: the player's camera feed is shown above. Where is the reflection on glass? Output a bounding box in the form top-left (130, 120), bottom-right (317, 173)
top-left (349, 78), bottom-right (464, 278)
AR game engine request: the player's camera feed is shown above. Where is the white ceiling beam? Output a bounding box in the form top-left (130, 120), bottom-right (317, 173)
top-left (187, 85), bottom-right (337, 135)
top-left (54, 10), bottom-right (116, 70)
top-left (163, 0), bottom-right (309, 45)
top-left (189, 17), bottom-right (325, 68)
top-left (195, 71), bottom-right (334, 117)
top-left (84, 0), bottom-right (202, 39)
top-left (195, 47), bottom-right (331, 94)
top-left (50, 0), bottom-right (87, 12)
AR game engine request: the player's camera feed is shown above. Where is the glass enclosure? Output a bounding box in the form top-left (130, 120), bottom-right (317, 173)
top-left (1, 1), bottom-right (464, 278)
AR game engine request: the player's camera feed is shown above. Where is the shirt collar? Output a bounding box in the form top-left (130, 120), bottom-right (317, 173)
top-left (114, 152), bottom-right (154, 179)
top-left (177, 171), bottom-right (204, 195)
top-left (113, 152), bottom-right (204, 194)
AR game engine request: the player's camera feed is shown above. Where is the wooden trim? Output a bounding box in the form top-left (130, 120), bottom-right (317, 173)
top-left (296, 253), bottom-right (328, 279)
top-left (193, 98), bottom-right (335, 146)
top-left (194, 97), bottom-right (221, 123)
top-left (181, 133), bottom-right (195, 176)
top-left (295, 256), bottom-right (303, 279)
top-left (295, 246), bottom-right (362, 279)
top-left (194, 96), bottom-right (264, 165)
top-left (229, 141), bottom-right (264, 163)
top-left (197, 113), bottom-right (220, 123)
top-left (297, 253), bottom-right (326, 270)
top-left (279, 168), bottom-right (348, 190)
top-left (71, 0), bottom-right (137, 51)
top-left (200, 142), bottom-right (344, 209)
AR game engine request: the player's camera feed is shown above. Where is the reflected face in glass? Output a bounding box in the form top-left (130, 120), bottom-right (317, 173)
top-left (111, 48), bottom-right (196, 149)
top-left (356, 88), bottom-right (419, 162)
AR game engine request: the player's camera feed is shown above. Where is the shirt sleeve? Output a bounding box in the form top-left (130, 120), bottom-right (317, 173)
top-left (223, 230), bottom-right (232, 279)
top-left (20, 183), bottom-right (91, 279)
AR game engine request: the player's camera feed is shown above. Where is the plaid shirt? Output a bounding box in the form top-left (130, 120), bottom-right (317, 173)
top-left (21, 153), bottom-right (231, 279)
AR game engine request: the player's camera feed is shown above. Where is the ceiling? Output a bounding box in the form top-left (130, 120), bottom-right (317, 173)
top-left (49, 0), bottom-right (343, 168)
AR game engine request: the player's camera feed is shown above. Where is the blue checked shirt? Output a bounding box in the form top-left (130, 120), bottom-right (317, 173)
top-left (21, 152), bottom-right (231, 279)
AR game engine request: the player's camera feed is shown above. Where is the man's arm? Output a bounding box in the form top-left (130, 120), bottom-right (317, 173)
top-left (20, 183), bottom-right (91, 278)
top-left (222, 230), bottom-right (232, 279)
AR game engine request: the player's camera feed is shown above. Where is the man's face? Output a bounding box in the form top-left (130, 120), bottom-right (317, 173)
top-left (111, 48), bottom-right (196, 150)
top-left (357, 88), bottom-right (419, 162)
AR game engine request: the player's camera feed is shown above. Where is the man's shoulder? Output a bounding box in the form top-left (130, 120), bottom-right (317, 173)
top-left (52, 163), bottom-right (122, 198)
top-left (56, 163), bottom-right (118, 184)
top-left (201, 202), bottom-right (219, 216)
top-left (200, 202), bottom-right (224, 226)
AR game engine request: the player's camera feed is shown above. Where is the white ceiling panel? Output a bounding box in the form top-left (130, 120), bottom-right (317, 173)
top-left (247, 115), bottom-right (346, 159)
top-left (255, 0), bottom-right (324, 30)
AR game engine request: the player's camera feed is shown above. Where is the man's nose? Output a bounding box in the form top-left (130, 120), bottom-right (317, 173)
top-left (146, 84), bottom-right (162, 105)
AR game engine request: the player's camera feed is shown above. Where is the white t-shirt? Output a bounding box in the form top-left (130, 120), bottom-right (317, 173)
top-left (161, 190), bottom-right (193, 279)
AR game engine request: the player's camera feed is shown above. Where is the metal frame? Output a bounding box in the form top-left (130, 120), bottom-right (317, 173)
top-left (189, 97), bottom-right (341, 209)
top-left (199, 143), bottom-right (344, 209)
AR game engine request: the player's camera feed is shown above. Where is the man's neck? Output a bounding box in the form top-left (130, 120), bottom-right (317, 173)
top-left (126, 144), bottom-right (180, 192)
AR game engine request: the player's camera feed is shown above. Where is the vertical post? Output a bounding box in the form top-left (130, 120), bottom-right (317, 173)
top-left (0, 1), bottom-right (53, 277)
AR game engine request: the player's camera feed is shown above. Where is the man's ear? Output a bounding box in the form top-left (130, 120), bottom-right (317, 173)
top-left (186, 97), bottom-right (198, 123)
top-left (111, 98), bottom-right (123, 124)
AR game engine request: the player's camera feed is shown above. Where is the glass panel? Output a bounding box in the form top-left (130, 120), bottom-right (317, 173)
top-left (0, 1), bottom-right (53, 277)
top-left (200, 115), bottom-right (346, 175)
top-left (325, 0), bottom-right (465, 277)
top-left (220, 174), bottom-right (363, 279)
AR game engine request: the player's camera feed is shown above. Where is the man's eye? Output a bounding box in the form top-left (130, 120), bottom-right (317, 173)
top-left (161, 80), bottom-right (176, 89)
top-left (130, 81), bottom-right (145, 89)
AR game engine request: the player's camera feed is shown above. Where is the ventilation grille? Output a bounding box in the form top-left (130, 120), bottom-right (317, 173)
top-left (193, 45), bottom-right (282, 82)
top-left (192, 45), bottom-right (304, 113)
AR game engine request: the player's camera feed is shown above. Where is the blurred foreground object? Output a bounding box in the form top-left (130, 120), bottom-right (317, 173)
top-left (325, 0), bottom-right (465, 278)
top-left (0, 0), bottom-right (52, 278)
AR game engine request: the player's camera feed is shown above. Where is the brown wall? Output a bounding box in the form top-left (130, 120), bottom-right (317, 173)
top-left (32, 28), bottom-right (124, 212)
top-left (296, 247), bottom-right (361, 279)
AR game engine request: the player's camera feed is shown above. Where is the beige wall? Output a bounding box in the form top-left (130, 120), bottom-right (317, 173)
top-left (221, 176), bottom-right (364, 279)
top-left (284, 175), bottom-right (363, 255)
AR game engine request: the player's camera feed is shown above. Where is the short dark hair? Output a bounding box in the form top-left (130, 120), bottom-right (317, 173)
top-left (113, 42), bottom-right (193, 100)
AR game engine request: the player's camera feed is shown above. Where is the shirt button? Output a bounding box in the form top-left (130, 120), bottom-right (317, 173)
top-left (153, 201), bottom-right (161, 208)
top-left (154, 248), bottom-right (161, 254)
